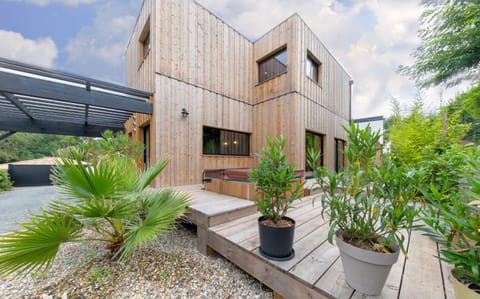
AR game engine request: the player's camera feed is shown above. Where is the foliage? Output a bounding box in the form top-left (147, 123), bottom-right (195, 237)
top-left (420, 146), bottom-right (480, 288)
top-left (388, 102), bottom-right (469, 167)
top-left (416, 144), bottom-right (471, 203)
top-left (308, 124), bottom-right (420, 255)
top-left (445, 84), bottom-right (480, 144)
top-left (76, 130), bottom-right (144, 164)
top-left (249, 135), bottom-right (303, 224)
top-left (0, 132), bottom-right (80, 164)
top-left (0, 169), bottom-right (13, 192)
top-left (0, 152), bottom-right (190, 277)
top-left (400, 0), bottom-right (480, 88)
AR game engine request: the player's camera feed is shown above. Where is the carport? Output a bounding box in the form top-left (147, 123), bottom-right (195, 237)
top-left (0, 57), bottom-right (153, 186)
top-left (0, 57), bottom-right (152, 139)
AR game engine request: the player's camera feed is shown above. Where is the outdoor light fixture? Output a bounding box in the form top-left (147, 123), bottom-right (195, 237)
top-left (181, 108), bottom-right (189, 118)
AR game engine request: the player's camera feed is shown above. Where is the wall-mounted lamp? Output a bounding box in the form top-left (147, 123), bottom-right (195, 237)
top-left (181, 108), bottom-right (189, 118)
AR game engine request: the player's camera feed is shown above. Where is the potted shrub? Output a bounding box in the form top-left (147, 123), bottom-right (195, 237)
top-left (249, 135), bottom-right (303, 261)
top-left (307, 123), bottom-right (420, 295)
top-left (421, 147), bottom-right (480, 298)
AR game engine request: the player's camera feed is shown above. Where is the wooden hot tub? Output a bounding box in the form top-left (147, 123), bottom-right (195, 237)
top-left (203, 168), bottom-right (304, 201)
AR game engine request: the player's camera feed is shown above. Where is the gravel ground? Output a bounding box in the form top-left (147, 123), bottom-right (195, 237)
top-left (0, 223), bottom-right (273, 299)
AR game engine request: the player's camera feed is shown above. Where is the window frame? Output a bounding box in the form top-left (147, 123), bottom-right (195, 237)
top-left (335, 138), bottom-right (346, 172)
top-left (305, 130), bottom-right (325, 178)
top-left (202, 126), bottom-right (251, 157)
top-left (257, 46), bottom-right (288, 84)
top-left (138, 17), bottom-right (151, 65)
top-left (306, 51), bottom-right (321, 85)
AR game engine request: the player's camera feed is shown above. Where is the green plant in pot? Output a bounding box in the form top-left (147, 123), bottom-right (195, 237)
top-left (249, 135), bottom-right (303, 261)
top-left (308, 123), bottom-right (420, 295)
top-left (421, 146), bottom-right (480, 298)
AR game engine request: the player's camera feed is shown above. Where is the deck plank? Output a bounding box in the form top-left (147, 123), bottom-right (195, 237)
top-left (271, 220), bottom-right (330, 271)
top-left (290, 241), bottom-right (338, 285)
top-left (314, 258), bottom-right (354, 298)
top-left (399, 230), bottom-right (445, 299)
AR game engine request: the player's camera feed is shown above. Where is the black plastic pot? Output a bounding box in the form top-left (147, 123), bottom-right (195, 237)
top-left (258, 216), bottom-right (295, 261)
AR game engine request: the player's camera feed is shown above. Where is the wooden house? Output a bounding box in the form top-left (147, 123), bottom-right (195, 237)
top-left (125, 0), bottom-right (352, 187)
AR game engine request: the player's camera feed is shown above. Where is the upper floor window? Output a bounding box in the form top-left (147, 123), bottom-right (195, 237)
top-left (203, 126), bottom-right (250, 156)
top-left (139, 18), bottom-right (150, 63)
top-left (142, 32), bottom-right (150, 58)
top-left (305, 131), bottom-right (324, 178)
top-left (306, 53), bottom-right (320, 83)
top-left (258, 48), bottom-right (287, 83)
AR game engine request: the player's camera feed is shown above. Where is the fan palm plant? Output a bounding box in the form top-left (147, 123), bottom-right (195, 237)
top-left (0, 152), bottom-right (190, 277)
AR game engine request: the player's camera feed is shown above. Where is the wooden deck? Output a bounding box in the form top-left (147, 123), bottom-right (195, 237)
top-left (205, 196), bottom-right (455, 299)
top-left (174, 185), bottom-right (257, 255)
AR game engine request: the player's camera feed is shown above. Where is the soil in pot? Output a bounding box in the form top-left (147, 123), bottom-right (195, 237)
top-left (258, 216), bottom-right (295, 261)
top-left (335, 230), bottom-right (399, 296)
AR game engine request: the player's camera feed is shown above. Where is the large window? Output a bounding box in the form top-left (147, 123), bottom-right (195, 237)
top-left (258, 48), bottom-right (287, 83)
top-left (305, 131), bottom-right (324, 177)
top-left (203, 127), bottom-right (250, 156)
top-left (335, 138), bottom-right (346, 172)
top-left (306, 53), bottom-right (320, 83)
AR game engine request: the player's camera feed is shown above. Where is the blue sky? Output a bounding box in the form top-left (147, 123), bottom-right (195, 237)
top-left (0, 0), bottom-right (469, 118)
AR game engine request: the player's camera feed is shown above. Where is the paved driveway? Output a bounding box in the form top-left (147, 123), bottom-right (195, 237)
top-left (0, 186), bottom-right (61, 233)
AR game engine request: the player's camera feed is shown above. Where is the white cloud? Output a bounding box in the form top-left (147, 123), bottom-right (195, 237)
top-left (64, 0), bottom-right (140, 83)
top-left (20, 0), bottom-right (97, 6)
top-left (0, 30), bottom-right (57, 68)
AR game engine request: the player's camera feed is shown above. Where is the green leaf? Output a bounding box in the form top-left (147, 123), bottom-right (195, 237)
top-left (0, 211), bottom-right (81, 277)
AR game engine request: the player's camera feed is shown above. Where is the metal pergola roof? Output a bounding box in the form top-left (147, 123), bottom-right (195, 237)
top-left (0, 58), bottom-right (153, 138)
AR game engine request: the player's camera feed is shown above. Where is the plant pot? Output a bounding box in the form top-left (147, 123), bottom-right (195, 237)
top-left (335, 230), bottom-right (400, 295)
top-left (258, 216), bottom-right (295, 261)
top-left (451, 270), bottom-right (480, 299)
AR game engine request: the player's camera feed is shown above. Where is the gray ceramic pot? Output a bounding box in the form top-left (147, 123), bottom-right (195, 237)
top-left (335, 230), bottom-right (400, 296)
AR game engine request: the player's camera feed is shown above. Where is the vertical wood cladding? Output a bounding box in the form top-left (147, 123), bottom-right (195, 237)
top-left (126, 0), bottom-right (351, 186)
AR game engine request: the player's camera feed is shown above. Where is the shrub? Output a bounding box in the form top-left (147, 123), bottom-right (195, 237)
top-left (0, 169), bottom-right (13, 192)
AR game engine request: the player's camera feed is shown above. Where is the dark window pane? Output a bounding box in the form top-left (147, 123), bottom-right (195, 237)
top-left (335, 139), bottom-right (345, 172)
top-left (305, 131), bottom-right (324, 177)
top-left (306, 55), bottom-right (319, 82)
top-left (258, 48), bottom-right (287, 83)
top-left (143, 125), bottom-right (150, 170)
top-left (203, 127), bottom-right (249, 156)
top-left (142, 32), bottom-right (150, 58)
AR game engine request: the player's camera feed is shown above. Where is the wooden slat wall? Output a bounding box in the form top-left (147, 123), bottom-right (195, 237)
top-left (154, 75), bottom-right (253, 187)
top-left (125, 1), bottom-right (352, 186)
top-left (252, 14), bottom-right (351, 170)
top-left (124, 0), bottom-right (155, 170)
top-left (156, 0), bottom-right (253, 105)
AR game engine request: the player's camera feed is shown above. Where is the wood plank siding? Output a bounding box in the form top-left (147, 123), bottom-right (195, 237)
top-left (126, 0), bottom-right (352, 186)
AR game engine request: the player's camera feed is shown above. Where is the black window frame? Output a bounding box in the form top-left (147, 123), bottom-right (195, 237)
top-left (143, 125), bottom-right (150, 170)
top-left (258, 47), bottom-right (288, 84)
top-left (335, 138), bottom-right (346, 172)
top-left (203, 126), bottom-right (250, 156)
top-left (305, 130), bottom-right (325, 178)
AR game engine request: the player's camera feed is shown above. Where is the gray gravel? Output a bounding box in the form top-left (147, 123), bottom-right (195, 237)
top-left (0, 223), bottom-right (273, 298)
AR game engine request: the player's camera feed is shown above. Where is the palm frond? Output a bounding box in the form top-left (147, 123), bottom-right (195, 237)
top-left (51, 155), bottom-right (118, 200)
top-left (134, 159), bottom-right (169, 191)
top-left (0, 210), bottom-right (82, 277)
top-left (118, 189), bottom-right (190, 259)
